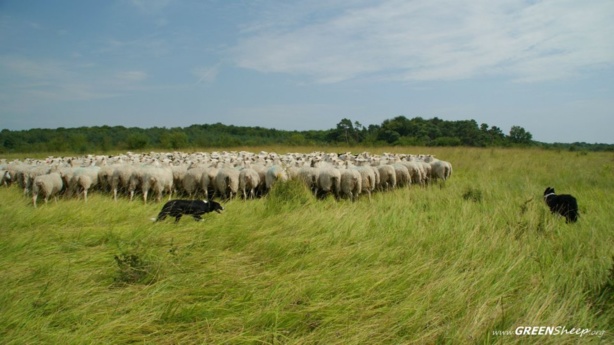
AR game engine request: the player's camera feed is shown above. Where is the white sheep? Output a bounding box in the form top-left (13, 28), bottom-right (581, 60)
top-left (97, 164), bottom-right (117, 193)
top-left (170, 164), bottom-right (188, 195)
top-left (421, 155), bottom-right (452, 183)
top-left (399, 160), bottom-right (425, 187)
top-left (73, 166), bottom-right (100, 202)
top-left (32, 173), bottom-right (64, 208)
top-left (265, 165), bottom-right (288, 190)
top-left (316, 166), bottom-right (341, 199)
top-left (111, 164), bottom-right (135, 201)
top-left (239, 168), bottom-right (260, 200)
top-left (140, 166), bottom-right (174, 203)
top-left (24, 165), bottom-right (51, 196)
top-left (182, 166), bottom-right (207, 198)
top-left (296, 165), bottom-right (320, 196)
top-left (215, 167), bottom-right (240, 199)
top-left (340, 169), bottom-right (362, 201)
top-left (392, 163), bottom-right (411, 188)
top-left (376, 165), bottom-right (397, 191)
top-left (352, 166), bottom-right (376, 201)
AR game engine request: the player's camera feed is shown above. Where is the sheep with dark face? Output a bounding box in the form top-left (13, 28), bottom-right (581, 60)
top-left (1, 170), bottom-right (10, 187)
top-left (32, 173), bottom-right (64, 207)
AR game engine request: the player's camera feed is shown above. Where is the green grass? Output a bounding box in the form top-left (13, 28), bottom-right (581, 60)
top-left (1, 147), bottom-right (613, 344)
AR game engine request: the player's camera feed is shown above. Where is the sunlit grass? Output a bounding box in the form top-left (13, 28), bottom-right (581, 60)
top-left (0, 147), bottom-right (612, 344)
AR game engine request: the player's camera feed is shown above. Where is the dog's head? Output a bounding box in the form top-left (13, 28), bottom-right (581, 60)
top-left (204, 199), bottom-right (224, 213)
top-left (544, 187), bottom-right (556, 201)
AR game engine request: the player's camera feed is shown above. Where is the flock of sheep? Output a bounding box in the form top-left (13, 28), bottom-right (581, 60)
top-left (0, 151), bottom-right (452, 207)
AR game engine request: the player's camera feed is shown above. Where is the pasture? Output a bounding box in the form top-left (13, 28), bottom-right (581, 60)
top-left (0, 146), bottom-right (612, 344)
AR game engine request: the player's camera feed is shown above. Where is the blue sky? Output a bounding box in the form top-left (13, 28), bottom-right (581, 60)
top-left (1, 0), bottom-right (613, 143)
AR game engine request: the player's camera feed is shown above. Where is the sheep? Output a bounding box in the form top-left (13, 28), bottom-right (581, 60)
top-left (23, 165), bottom-right (52, 196)
top-left (316, 166), bottom-right (341, 199)
top-left (392, 163), bottom-right (412, 188)
top-left (140, 166), bottom-right (174, 203)
top-left (32, 173), bottom-right (64, 208)
top-left (73, 166), bottom-right (100, 202)
top-left (239, 168), bottom-right (260, 200)
top-left (170, 164), bottom-right (188, 196)
top-left (421, 155), bottom-right (452, 183)
top-left (249, 163), bottom-right (268, 196)
top-left (215, 167), bottom-right (240, 200)
top-left (1, 170), bottom-right (10, 187)
top-left (352, 165), bottom-right (376, 201)
top-left (265, 165), bottom-right (288, 191)
top-left (340, 168), bottom-right (362, 201)
top-left (9, 150), bottom-right (454, 205)
top-left (111, 164), bottom-right (135, 201)
top-left (97, 164), bottom-right (117, 193)
top-left (296, 165), bottom-right (320, 196)
top-left (376, 165), bottom-right (397, 191)
top-left (128, 166), bottom-right (147, 201)
top-left (399, 160), bottom-right (425, 187)
top-left (182, 166), bottom-right (207, 198)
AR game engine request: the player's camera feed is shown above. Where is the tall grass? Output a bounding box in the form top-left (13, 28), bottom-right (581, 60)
top-left (0, 147), bottom-right (612, 344)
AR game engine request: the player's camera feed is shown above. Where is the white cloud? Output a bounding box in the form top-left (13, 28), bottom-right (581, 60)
top-left (231, 0), bottom-right (614, 83)
top-left (116, 70), bottom-right (148, 82)
top-left (128, 0), bottom-right (175, 15)
top-left (192, 64), bottom-right (220, 84)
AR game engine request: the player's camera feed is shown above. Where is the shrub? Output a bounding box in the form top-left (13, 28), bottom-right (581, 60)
top-left (462, 187), bottom-right (483, 203)
top-left (113, 252), bottom-right (158, 285)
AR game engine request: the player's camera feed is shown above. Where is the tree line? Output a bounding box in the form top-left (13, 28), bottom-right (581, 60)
top-left (1, 116), bottom-right (612, 154)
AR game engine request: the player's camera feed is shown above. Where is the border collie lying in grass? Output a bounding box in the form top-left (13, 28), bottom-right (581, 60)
top-left (543, 187), bottom-right (578, 223)
top-left (153, 199), bottom-right (224, 223)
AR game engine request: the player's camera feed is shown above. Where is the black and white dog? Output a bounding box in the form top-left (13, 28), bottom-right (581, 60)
top-left (153, 199), bottom-right (224, 223)
top-left (543, 187), bottom-right (578, 223)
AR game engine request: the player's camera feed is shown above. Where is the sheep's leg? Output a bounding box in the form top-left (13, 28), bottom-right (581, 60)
top-left (32, 195), bottom-right (38, 208)
top-left (84, 189), bottom-right (88, 202)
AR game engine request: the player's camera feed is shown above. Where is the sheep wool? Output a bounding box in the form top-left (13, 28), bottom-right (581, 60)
top-left (32, 172), bottom-right (63, 208)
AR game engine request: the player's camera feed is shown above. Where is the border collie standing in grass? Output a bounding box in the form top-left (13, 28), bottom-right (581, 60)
top-left (153, 199), bottom-right (224, 223)
top-left (543, 187), bottom-right (578, 223)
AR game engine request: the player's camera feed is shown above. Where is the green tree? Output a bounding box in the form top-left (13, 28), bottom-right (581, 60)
top-left (161, 131), bottom-right (189, 149)
top-left (127, 133), bottom-right (149, 150)
top-left (509, 126), bottom-right (533, 144)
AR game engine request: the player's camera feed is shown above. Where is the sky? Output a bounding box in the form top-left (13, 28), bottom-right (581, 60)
top-left (1, 0), bottom-right (613, 144)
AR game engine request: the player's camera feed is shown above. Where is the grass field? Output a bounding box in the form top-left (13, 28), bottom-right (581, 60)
top-left (1, 147), bottom-right (613, 344)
